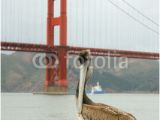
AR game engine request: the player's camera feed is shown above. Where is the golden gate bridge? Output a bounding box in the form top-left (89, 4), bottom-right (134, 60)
top-left (1, 0), bottom-right (159, 92)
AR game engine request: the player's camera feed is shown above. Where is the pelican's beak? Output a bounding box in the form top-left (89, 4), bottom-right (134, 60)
top-left (78, 64), bottom-right (87, 114)
top-left (77, 50), bottom-right (90, 114)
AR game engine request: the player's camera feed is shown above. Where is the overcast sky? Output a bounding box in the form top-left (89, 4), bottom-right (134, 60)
top-left (1, 0), bottom-right (159, 52)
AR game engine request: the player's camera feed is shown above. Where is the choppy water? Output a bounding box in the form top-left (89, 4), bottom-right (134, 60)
top-left (1, 93), bottom-right (159, 120)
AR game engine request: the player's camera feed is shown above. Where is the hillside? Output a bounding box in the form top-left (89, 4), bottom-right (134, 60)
top-left (1, 52), bottom-right (159, 93)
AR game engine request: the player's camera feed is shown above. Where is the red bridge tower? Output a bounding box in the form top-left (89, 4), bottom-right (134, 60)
top-left (45, 0), bottom-right (68, 92)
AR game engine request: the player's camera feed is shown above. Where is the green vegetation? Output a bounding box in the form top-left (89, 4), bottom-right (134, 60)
top-left (1, 52), bottom-right (159, 93)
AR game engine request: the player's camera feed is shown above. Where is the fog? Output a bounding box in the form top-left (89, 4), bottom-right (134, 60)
top-left (1, 0), bottom-right (159, 52)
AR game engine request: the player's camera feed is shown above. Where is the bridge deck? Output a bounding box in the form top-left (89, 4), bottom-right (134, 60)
top-left (1, 42), bottom-right (159, 59)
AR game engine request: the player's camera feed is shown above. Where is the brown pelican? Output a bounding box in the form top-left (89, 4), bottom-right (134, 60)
top-left (76, 50), bottom-right (136, 120)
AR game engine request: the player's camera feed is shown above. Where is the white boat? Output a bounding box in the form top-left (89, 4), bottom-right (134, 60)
top-left (90, 82), bottom-right (105, 94)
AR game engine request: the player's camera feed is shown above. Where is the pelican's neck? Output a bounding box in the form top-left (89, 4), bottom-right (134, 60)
top-left (77, 61), bottom-right (89, 114)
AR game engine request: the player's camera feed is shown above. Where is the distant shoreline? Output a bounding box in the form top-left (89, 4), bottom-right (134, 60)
top-left (1, 92), bottom-right (159, 95)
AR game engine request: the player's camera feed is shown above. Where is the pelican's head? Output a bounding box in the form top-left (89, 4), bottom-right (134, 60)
top-left (78, 50), bottom-right (91, 66)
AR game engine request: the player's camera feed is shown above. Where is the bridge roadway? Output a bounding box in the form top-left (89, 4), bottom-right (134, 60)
top-left (1, 42), bottom-right (159, 59)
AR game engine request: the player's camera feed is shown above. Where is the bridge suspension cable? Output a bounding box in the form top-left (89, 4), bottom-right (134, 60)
top-left (104, 0), bottom-right (159, 35)
top-left (121, 0), bottom-right (159, 26)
